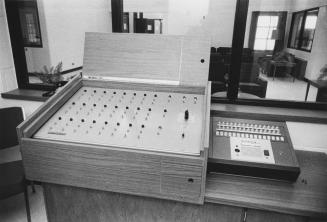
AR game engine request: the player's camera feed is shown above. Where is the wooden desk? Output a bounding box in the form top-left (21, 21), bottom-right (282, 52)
top-left (42, 150), bottom-right (327, 222)
top-left (304, 78), bottom-right (327, 102)
top-left (270, 61), bottom-right (296, 81)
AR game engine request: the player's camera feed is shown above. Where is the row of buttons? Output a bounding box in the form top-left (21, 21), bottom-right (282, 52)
top-left (216, 126), bottom-right (280, 135)
top-left (82, 89), bottom-right (199, 103)
top-left (217, 121), bottom-right (279, 130)
top-left (216, 130), bottom-right (285, 142)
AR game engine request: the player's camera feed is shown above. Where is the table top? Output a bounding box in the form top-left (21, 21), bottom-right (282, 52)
top-left (305, 78), bottom-right (327, 88)
top-left (270, 60), bottom-right (296, 67)
top-left (205, 150), bottom-right (327, 218)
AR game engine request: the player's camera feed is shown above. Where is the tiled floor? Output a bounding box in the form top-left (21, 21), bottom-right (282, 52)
top-left (261, 74), bottom-right (318, 102)
top-left (0, 185), bottom-right (47, 222)
top-left (213, 74), bottom-right (318, 101)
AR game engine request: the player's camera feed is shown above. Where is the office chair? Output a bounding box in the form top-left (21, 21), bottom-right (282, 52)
top-left (0, 107), bottom-right (32, 222)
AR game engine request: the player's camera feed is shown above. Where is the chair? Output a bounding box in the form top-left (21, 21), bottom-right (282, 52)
top-left (0, 107), bottom-right (31, 222)
top-left (209, 47), bottom-right (267, 98)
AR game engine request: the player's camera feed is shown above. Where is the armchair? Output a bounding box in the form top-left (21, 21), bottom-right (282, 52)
top-left (209, 47), bottom-right (267, 98)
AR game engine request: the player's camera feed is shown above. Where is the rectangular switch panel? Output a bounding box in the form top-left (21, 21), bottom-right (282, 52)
top-left (208, 117), bottom-right (300, 182)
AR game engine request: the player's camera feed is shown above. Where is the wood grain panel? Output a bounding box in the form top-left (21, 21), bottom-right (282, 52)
top-left (246, 209), bottom-right (306, 222)
top-left (83, 33), bottom-right (181, 81)
top-left (82, 32), bottom-right (210, 86)
top-left (179, 36), bottom-right (211, 86)
top-left (21, 138), bottom-right (206, 203)
top-left (205, 150), bottom-right (327, 218)
top-left (83, 79), bottom-right (205, 94)
top-left (43, 183), bottom-right (243, 222)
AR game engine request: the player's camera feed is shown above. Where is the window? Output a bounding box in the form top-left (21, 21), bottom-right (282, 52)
top-left (254, 15), bottom-right (279, 50)
top-left (288, 8), bottom-right (319, 52)
top-left (18, 5), bottom-right (42, 47)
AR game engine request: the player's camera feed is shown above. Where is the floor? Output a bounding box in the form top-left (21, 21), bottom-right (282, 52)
top-left (213, 73), bottom-right (318, 102)
top-left (260, 74), bottom-right (318, 102)
top-left (0, 185), bottom-right (47, 222)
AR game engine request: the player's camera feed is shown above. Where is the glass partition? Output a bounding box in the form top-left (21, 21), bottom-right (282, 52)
top-left (237, 0), bottom-right (327, 103)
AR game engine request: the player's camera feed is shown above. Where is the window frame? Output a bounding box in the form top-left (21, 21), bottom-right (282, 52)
top-left (287, 7), bottom-right (319, 52)
top-left (253, 13), bottom-right (279, 51)
top-left (18, 3), bottom-right (43, 48)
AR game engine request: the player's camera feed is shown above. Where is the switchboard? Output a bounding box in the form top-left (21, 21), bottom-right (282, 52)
top-left (34, 86), bottom-right (204, 156)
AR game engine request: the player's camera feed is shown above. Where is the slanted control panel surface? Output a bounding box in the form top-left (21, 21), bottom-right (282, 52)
top-left (34, 86), bottom-right (204, 156)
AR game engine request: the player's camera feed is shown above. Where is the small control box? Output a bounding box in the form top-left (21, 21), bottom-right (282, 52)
top-left (208, 116), bottom-right (300, 182)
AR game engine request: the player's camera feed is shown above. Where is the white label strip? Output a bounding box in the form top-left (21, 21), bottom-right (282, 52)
top-left (230, 137), bottom-right (275, 164)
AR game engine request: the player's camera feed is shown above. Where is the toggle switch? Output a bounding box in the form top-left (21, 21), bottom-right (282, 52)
top-left (184, 110), bottom-right (189, 120)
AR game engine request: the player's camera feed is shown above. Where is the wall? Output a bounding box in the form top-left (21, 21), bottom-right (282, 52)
top-left (27, 0), bottom-right (112, 72)
top-left (124, 0), bottom-right (235, 47)
top-left (166, 0), bottom-right (236, 47)
top-left (0, 0), bottom-right (17, 93)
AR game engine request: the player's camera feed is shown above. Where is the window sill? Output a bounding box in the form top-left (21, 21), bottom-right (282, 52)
top-left (1, 88), bottom-right (49, 102)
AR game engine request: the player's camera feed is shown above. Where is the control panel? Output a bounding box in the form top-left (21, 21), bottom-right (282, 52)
top-left (34, 86), bottom-right (204, 156)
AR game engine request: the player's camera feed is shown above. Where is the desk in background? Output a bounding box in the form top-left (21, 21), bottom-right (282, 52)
top-left (304, 78), bottom-right (327, 102)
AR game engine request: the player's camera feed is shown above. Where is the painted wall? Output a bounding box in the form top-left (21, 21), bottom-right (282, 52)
top-left (27, 0), bottom-right (112, 72)
top-left (0, 0), bottom-right (17, 93)
top-left (124, 0), bottom-right (234, 47)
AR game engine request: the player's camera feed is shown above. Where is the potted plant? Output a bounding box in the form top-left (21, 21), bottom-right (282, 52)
top-left (33, 62), bottom-right (63, 85)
